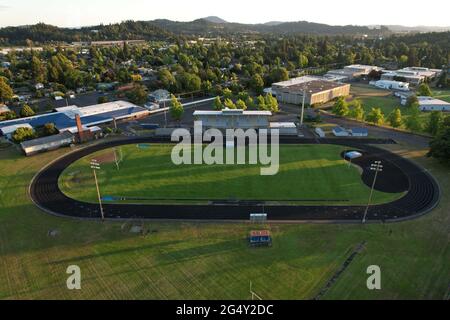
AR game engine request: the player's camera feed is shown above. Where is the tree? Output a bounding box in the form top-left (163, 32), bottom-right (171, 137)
top-left (405, 95), bottom-right (419, 108)
top-left (265, 94), bottom-right (279, 113)
top-left (158, 69), bottom-right (176, 90)
top-left (43, 123), bottom-right (57, 136)
top-left (425, 111), bottom-right (443, 136)
top-left (417, 83), bottom-right (432, 97)
top-left (20, 104), bottom-right (35, 117)
top-left (348, 99), bottom-right (365, 121)
top-left (223, 98), bottom-right (236, 109)
top-left (245, 96), bottom-right (255, 109)
top-left (169, 94), bottom-right (184, 122)
top-left (256, 95), bottom-right (266, 110)
top-left (98, 96), bottom-right (109, 104)
top-left (437, 72), bottom-right (449, 88)
top-left (427, 117), bottom-right (450, 164)
top-left (237, 91), bottom-right (249, 101)
top-left (213, 96), bottom-right (223, 111)
top-left (297, 53), bottom-right (309, 68)
top-left (223, 88), bottom-right (233, 100)
top-left (31, 56), bottom-right (46, 84)
top-left (269, 67), bottom-right (289, 84)
top-left (235, 99), bottom-right (247, 110)
top-left (332, 97), bottom-right (349, 117)
top-left (250, 74), bottom-right (264, 95)
top-left (0, 77), bottom-right (13, 103)
top-left (126, 85), bottom-right (147, 105)
top-left (12, 127), bottom-right (36, 143)
top-left (366, 108), bottom-right (385, 125)
top-left (388, 108), bottom-right (403, 128)
top-left (405, 107), bottom-right (422, 132)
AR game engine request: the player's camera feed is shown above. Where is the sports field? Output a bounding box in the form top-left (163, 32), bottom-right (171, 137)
top-left (0, 141), bottom-right (448, 299)
top-left (59, 144), bottom-right (401, 205)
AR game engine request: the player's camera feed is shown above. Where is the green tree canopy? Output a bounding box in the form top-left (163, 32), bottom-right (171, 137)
top-left (265, 94), bottom-right (279, 113)
top-left (332, 97), bottom-right (349, 117)
top-left (169, 94), bottom-right (184, 121)
top-left (213, 96), bottom-right (223, 111)
top-left (388, 108), bottom-right (403, 128)
top-left (126, 85), bottom-right (148, 105)
top-left (404, 107), bottom-right (422, 132)
top-left (256, 95), bottom-right (266, 111)
top-left (348, 99), bottom-right (365, 121)
top-left (12, 127), bottom-right (36, 143)
top-left (43, 122), bottom-right (57, 136)
top-left (250, 74), bottom-right (264, 95)
top-left (0, 77), bottom-right (13, 103)
top-left (427, 116), bottom-right (450, 165)
top-left (20, 104), bottom-right (35, 117)
top-left (417, 83), bottom-right (433, 97)
top-left (425, 111), bottom-right (443, 136)
top-left (366, 107), bottom-right (385, 125)
top-left (223, 98), bottom-right (236, 109)
top-left (235, 99), bottom-right (247, 110)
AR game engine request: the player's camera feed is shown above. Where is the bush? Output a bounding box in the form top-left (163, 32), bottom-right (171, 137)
top-left (12, 127), bottom-right (36, 143)
top-left (20, 104), bottom-right (35, 117)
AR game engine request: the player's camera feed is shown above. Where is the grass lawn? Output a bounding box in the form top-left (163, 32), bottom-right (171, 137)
top-left (432, 88), bottom-right (450, 103)
top-left (0, 141), bottom-right (448, 300)
top-left (349, 83), bottom-right (448, 135)
top-left (59, 144), bottom-right (401, 205)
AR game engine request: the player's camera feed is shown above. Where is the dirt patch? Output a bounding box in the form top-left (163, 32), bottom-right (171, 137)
top-left (92, 151), bottom-right (116, 164)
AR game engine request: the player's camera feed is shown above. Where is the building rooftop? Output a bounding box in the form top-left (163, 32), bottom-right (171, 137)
top-left (272, 76), bottom-right (318, 88)
top-left (0, 101), bottom-right (147, 133)
top-left (417, 97), bottom-right (450, 106)
top-left (278, 80), bottom-right (348, 94)
top-left (20, 131), bottom-right (74, 149)
top-left (194, 109), bottom-right (272, 116)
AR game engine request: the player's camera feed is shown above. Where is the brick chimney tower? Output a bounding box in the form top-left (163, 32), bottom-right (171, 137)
top-left (75, 114), bottom-right (84, 142)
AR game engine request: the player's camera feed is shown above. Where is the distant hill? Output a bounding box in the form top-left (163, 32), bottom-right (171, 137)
top-left (0, 21), bottom-right (174, 45)
top-left (7, 18), bottom-right (449, 45)
top-left (367, 25), bottom-right (450, 33)
top-left (201, 16), bottom-right (228, 24)
top-left (150, 19), bottom-right (390, 37)
top-left (384, 25), bottom-right (450, 33)
top-left (264, 21), bottom-right (285, 26)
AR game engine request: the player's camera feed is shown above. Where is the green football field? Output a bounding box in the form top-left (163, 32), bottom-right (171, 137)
top-left (0, 141), bottom-right (448, 300)
top-left (59, 144), bottom-right (401, 205)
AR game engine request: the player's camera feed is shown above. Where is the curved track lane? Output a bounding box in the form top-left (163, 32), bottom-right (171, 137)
top-left (29, 137), bottom-right (440, 223)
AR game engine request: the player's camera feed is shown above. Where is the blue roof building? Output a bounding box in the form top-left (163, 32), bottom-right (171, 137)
top-left (0, 101), bottom-right (149, 136)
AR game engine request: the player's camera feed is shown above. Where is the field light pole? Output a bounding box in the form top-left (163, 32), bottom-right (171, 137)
top-left (362, 161), bottom-right (383, 224)
top-left (300, 89), bottom-right (306, 126)
top-left (90, 159), bottom-right (105, 222)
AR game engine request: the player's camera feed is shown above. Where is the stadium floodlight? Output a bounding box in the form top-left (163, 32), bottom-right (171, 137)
top-left (362, 161), bottom-right (383, 224)
top-left (90, 159), bottom-right (105, 222)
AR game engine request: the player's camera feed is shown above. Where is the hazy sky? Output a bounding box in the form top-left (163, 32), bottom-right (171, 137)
top-left (0, 0), bottom-right (448, 27)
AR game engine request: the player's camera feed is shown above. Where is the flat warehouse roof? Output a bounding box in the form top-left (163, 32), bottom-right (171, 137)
top-left (279, 80), bottom-right (349, 94)
top-left (20, 131), bottom-right (74, 149)
top-left (194, 109), bottom-right (272, 116)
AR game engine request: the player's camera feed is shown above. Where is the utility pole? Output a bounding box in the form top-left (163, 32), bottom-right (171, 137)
top-left (90, 159), bottom-right (105, 222)
top-left (300, 89), bottom-right (306, 126)
top-left (362, 161), bottom-right (383, 224)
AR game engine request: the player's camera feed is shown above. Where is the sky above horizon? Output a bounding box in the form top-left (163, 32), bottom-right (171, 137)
top-left (0, 0), bottom-right (448, 28)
